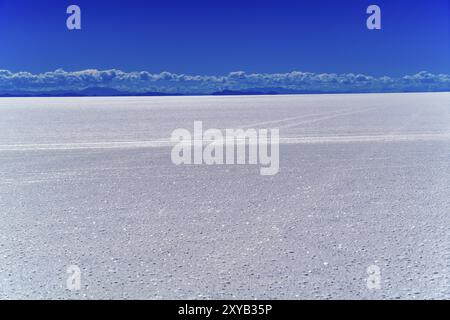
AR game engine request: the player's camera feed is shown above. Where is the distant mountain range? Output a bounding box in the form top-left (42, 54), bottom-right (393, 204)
top-left (211, 88), bottom-right (355, 95)
top-left (0, 87), bottom-right (335, 97)
top-left (0, 86), bottom-right (448, 97)
top-left (0, 87), bottom-right (183, 97)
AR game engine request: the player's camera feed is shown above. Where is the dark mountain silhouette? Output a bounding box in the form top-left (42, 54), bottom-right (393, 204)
top-left (0, 87), bottom-right (184, 97)
top-left (211, 88), bottom-right (353, 95)
top-left (1, 87), bottom-right (448, 98)
top-left (212, 90), bottom-right (279, 96)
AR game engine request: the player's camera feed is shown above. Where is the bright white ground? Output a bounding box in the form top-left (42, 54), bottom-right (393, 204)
top-left (0, 93), bottom-right (449, 299)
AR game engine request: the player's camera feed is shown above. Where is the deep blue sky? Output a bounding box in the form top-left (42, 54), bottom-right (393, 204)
top-left (0, 0), bottom-right (448, 76)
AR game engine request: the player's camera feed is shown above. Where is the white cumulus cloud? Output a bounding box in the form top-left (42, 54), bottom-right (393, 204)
top-left (0, 69), bottom-right (449, 94)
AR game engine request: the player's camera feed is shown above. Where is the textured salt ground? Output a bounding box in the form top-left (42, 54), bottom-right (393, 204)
top-left (0, 93), bottom-right (449, 299)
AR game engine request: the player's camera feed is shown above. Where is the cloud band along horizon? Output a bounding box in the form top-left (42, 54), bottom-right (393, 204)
top-left (0, 69), bottom-right (449, 95)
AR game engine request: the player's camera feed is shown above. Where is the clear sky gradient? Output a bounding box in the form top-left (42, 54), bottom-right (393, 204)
top-left (0, 0), bottom-right (449, 77)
